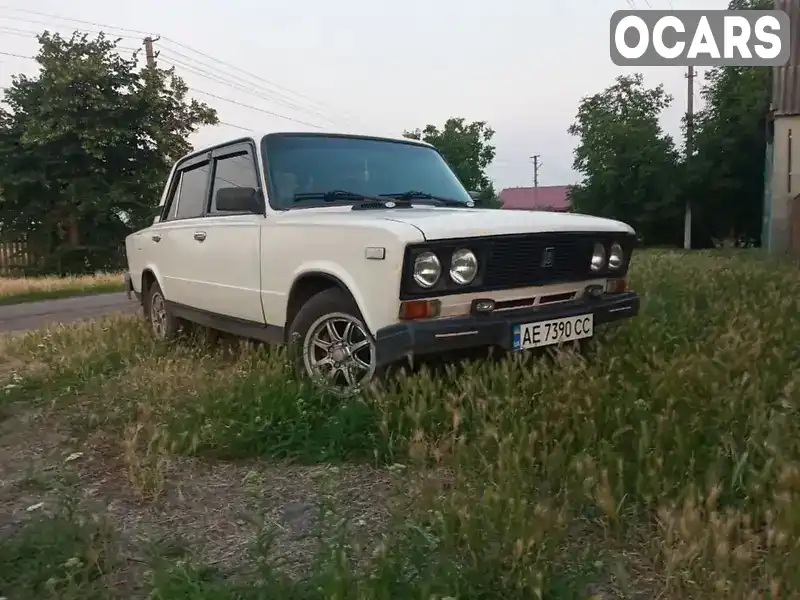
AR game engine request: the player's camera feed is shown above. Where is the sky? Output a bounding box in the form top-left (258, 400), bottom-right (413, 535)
top-left (0, 0), bottom-right (729, 190)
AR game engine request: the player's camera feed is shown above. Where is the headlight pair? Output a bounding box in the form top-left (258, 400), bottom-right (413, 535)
top-left (413, 248), bottom-right (477, 289)
top-left (590, 242), bottom-right (624, 272)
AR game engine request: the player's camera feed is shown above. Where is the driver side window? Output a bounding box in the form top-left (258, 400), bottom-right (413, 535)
top-left (210, 151), bottom-right (259, 213)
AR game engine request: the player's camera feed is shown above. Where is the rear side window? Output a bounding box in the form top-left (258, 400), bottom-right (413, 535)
top-left (210, 152), bottom-right (259, 213)
top-left (172, 162), bottom-right (211, 220)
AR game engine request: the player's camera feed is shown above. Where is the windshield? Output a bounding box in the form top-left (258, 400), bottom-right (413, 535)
top-left (260, 133), bottom-right (473, 209)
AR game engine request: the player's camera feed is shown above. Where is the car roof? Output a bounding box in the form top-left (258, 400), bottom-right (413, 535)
top-left (177, 130), bottom-right (435, 165)
top-left (261, 130), bottom-right (435, 148)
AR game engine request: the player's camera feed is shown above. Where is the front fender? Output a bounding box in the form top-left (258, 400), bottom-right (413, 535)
top-left (289, 260), bottom-right (399, 335)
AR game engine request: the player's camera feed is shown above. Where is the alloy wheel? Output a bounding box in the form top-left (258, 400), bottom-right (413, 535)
top-left (150, 291), bottom-right (168, 339)
top-left (302, 312), bottom-right (376, 391)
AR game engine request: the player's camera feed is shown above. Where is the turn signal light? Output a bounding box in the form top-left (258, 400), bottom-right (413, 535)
top-left (399, 299), bottom-right (441, 320)
top-left (606, 278), bottom-right (627, 293)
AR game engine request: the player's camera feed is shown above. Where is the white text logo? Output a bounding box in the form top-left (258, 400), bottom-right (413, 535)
top-left (610, 10), bottom-right (789, 66)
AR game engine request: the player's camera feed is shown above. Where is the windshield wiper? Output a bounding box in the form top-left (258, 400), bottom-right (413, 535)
top-left (293, 190), bottom-right (390, 204)
top-left (380, 190), bottom-right (475, 207)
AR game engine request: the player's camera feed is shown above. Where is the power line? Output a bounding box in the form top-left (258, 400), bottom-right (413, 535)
top-left (0, 25), bottom-right (140, 53)
top-left (141, 37), bottom-right (320, 129)
top-left (156, 48), bottom-right (337, 121)
top-left (0, 5), bottom-right (153, 37)
top-left (0, 49), bottom-right (35, 60)
top-left (217, 121), bottom-right (255, 132)
top-left (160, 35), bottom-right (322, 108)
top-left (0, 49), bottom-right (323, 129)
top-left (158, 58), bottom-right (325, 121)
top-left (187, 87), bottom-right (322, 128)
top-left (0, 14), bottom-right (143, 42)
top-left (157, 53), bottom-right (336, 124)
top-left (0, 24), bottom-right (49, 37)
top-left (0, 6), bottom-right (363, 128)
top-left (159, 36), bottom-right (365, 125)
top-left (0, 7), bottom-right (366, 129)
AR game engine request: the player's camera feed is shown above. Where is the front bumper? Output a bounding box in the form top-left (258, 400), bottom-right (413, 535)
top-left (374, 291), bottom-right (639, 367)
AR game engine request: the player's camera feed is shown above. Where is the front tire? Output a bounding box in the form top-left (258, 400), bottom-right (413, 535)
top-left (145, 280), bottom-right (181, 341)
top-left (288, 288), bottom-right (378, 392)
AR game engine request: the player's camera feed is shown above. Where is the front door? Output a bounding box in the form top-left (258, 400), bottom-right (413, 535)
top-left (153, 142), bottom-right (265, 323)
top-left (192, 143), bottom-right (265, 323)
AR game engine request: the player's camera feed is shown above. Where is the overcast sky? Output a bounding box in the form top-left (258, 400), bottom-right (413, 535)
top-left (0, 0), bottom-right (728, 190)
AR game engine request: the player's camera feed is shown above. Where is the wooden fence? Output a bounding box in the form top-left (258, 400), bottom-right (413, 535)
top-left (0, 240), bottom-right (31, 275)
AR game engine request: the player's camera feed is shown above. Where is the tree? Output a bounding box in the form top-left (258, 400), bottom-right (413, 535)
top-left (403, 117), bottom-right (500, 207)
top-left (685, 0), bottom-right (772, 246)
top-left (568, 74), bottom-right (682, 245)
top-left (0, 31), bottom-right (217, 274)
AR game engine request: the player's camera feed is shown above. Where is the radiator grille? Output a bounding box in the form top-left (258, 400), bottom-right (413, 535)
top-left (483, 233), bottom-right (615, 288)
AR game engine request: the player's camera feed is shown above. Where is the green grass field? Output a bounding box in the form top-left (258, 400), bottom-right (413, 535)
top-left (0, 250), bottom-right (798, 599)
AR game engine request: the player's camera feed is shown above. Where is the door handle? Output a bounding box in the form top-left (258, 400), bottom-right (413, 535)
top-left (193, 231), bottom-right (207, 242)
top-left (151, 234), bottom-right (161, 242)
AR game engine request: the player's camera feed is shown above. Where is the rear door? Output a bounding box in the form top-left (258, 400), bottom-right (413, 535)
top-left (155, 152), bottom-right (214, 309)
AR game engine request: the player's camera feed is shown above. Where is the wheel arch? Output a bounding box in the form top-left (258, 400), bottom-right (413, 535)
top-left (285, 270), bottom-right (370, 338)
top-left (141, 269), bottom-right (157, 294)
top-left (140, 267), bottom-right (165, 314)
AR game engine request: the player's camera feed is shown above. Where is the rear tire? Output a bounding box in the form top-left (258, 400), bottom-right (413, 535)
top-left (288, 288), bottom-right (379, 393)
top-left (145, 280), bottom-right (181, 341)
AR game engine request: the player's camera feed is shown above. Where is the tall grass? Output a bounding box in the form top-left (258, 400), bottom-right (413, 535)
top-left (0, 272), bottom-right (124, 304)
top-left (2, 250), bottom-right (799, 599)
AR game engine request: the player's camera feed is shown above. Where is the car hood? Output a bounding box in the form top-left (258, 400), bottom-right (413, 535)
top-left (379, 207), bottom-right (635, 240)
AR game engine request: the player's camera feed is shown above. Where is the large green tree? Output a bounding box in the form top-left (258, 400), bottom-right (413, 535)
top-left (568, 74), bottom-right (682, 245)
top-left (0, 31), bottom-right (217, 274)
top-left (685, 0), bottom-right (771, 246)
top-left (403, 117), bottom-right (500, 207)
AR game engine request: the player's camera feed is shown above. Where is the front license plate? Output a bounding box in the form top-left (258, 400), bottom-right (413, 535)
top-left (512, 314), bottom-right (593, 350)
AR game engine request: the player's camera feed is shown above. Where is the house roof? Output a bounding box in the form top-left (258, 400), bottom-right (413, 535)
top-left (499, 185), bottom-right (571, 211)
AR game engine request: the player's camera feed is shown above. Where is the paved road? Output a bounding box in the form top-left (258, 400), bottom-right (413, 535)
top-left (0, 293), bottom-right (139, 333)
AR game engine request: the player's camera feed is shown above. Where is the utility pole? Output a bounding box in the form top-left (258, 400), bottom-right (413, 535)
top-left (530, 154), bottom-right (541, 205)
top-left (530, 154), bottom-right (541, 188)
top-left (684, 65), bottom-right (694, 250)
top-left (143, 36), bottom-right (159, 68)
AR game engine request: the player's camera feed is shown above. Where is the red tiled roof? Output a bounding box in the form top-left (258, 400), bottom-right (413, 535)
top-left (498, 185), bottom-right (571, 211)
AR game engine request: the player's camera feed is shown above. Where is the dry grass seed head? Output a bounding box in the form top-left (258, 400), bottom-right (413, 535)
top-left (0, 272), bottom-right (123, 296)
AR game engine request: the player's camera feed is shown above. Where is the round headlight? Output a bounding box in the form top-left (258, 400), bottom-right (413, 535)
top-left (590, 243), bottom-right (606, 272)
top-left (450, 248), bottom-right (478, 285)
top-left (608, 242), bottom-right (624, 270)
top-left (413, 251), bottom-right (441, 288)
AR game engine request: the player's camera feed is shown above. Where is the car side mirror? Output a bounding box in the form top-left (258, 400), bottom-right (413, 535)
top-left (215, 187), bottom-right (264, 213)
top-left (468, 190), bottom-right (480, 200)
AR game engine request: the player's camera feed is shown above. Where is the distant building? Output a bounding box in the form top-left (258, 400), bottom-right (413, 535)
top-left (766, 0), bottom-right (800, 255)
top-left (498, 185), bottom-right (571, 212)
